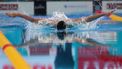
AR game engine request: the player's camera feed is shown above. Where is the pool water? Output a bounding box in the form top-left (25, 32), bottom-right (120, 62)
top-left (0, 13), bottom-right (122, 69)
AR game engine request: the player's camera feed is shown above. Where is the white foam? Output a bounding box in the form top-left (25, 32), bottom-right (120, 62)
top-left (49, 11), bottom-right (68, 20)
top-left (25, 20), bottom-right (43, 42)
top-left (79, 16), bottom-right (104, 30)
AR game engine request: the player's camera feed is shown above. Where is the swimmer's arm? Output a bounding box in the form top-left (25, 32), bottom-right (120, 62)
top-left (85, 13), bottom-right (107, 22)
top-left (71, 11), bottom-right (113, 22)
top-left (70, 14), bottom-right (106, 23)
top-left (18, 14), bottom-right (44, 23)
top-left (70, 18), bottom-right (81, 23)
top-left (6, 12), bottom-right (45, 23)
top-left (85, 11), bottom-right (114, 22)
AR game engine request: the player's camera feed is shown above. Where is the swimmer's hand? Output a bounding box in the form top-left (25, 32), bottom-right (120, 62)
top-left (6, 12), bottom-right (40, 22)
top-left (6, 12), bottom-right (21, 17)
top-left (103, 10), bottom-right (115, 16)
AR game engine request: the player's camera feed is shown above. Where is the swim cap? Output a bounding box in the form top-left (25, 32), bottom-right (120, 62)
top-left (57, 21), bottom-right (66, 31)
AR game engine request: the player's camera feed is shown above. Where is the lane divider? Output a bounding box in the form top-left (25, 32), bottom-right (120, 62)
top-left (0, 31), bottom-right (31, 69)
top-left (109, 14), bottom-right (122, 22)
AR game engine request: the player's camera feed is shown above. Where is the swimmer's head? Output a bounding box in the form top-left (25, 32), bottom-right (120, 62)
top-left (56, 21), bottom-right (67, 40)
top-left (57, 21), bottom-right (66, 31)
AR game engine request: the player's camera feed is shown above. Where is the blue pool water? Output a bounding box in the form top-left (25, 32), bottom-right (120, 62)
top-left (0, 13), bottom-right (122, 55)
top-left (0, 13), bottom-right (122, 69)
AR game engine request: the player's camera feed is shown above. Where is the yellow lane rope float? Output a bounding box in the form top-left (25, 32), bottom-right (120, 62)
top-left (109, 14), bottom-right (122, 22)
top-left (0, 31), bottom-right (31, 69)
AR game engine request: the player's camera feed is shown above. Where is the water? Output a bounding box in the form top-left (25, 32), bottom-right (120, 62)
top-left (0, 13), bottom-right (122, 69)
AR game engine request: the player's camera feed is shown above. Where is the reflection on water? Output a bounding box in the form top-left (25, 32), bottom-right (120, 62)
top-left (24, 31), bottom-right (117, 45)
top-left (16, 31), bottom-right (118, 69)
top-left (21, 31), bottom-right (119, 56)
top-left (1, 30), bottom-right (122, 69)
top-left (54, 43), bottom-right (74, 69)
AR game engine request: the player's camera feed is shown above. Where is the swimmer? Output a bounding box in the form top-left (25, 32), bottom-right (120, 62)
top-left (6, 11), bottom-right (114, 27)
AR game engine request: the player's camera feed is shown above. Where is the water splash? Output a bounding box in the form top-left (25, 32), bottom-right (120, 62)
top-left (79, 16), bottom-right (105, 30)
top-left (25, 20), bottom-right (44, 42)
top-left (49, 11), bottom-right (69, 20)
top-left (22, 12), bottom-right (106, 43)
